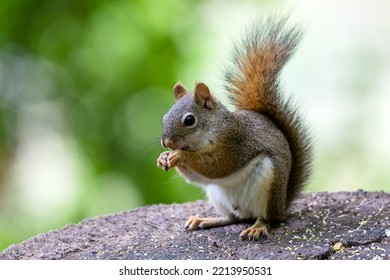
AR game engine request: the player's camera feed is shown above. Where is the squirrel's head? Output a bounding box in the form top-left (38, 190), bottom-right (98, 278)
top-left (161, 81), bottom-right (225, 152)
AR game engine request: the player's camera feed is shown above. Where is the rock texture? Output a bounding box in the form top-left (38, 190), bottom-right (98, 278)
top-left (1, 191), bottom-right (389, 260)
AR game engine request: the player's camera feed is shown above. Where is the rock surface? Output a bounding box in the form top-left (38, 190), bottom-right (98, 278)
top-left (1, 191), bottom-right (390, 260)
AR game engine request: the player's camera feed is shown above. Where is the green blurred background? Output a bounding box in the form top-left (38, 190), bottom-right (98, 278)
top-left (1, 0), bottom-right (389, 251)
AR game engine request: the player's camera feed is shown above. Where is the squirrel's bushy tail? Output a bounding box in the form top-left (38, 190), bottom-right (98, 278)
top-left (224, 15), bottom-right (312, 208)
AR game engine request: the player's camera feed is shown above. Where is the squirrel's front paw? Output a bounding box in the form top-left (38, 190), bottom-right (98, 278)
top-left (157, 151), bottom-right (171, 171)
top-left (167, 150), bottom-right (181, 168)
top-left (157, 150), bottom-right (181, 171)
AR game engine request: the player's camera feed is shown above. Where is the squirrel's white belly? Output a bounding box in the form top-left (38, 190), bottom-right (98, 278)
top-left (179, 155), bottom-right (274, 220)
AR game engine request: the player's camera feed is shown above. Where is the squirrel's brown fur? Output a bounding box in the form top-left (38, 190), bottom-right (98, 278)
top-left (157, 15), bottom-right (312, 240)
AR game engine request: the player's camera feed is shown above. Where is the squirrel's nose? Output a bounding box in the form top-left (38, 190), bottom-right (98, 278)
top-left (161, 138), bottom-right (171, 148)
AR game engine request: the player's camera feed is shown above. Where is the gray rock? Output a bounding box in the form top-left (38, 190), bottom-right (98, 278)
top-left (1, 191), bottom-right (389, 260)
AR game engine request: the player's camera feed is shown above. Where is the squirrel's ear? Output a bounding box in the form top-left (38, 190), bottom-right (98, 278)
top-left (173, 82), bottom-right (187, 101)
top-left (194, 82), bottom-right (216, 110)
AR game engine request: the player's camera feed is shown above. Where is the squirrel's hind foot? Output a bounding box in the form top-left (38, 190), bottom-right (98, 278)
top-left (184, 215), bottom-right (236, 230)
top-left (240, 218), bottom-right (269, 241)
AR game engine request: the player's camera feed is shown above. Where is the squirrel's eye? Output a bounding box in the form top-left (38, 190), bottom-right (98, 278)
top-left (184, 115), bottom-right (196, 126)
top-left (182, 113), bottom-right (197, 127)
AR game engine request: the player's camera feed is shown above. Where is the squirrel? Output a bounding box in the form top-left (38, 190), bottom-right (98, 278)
top-left (156, 15), bottom-right (312, 241)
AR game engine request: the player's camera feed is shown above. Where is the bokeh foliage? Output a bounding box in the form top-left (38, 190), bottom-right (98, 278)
top-left (0, 0), bottom-right (208, 250)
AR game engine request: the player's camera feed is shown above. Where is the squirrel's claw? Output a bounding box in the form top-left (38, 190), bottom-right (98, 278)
top-left (184, 215), bottom-right (201, 230)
